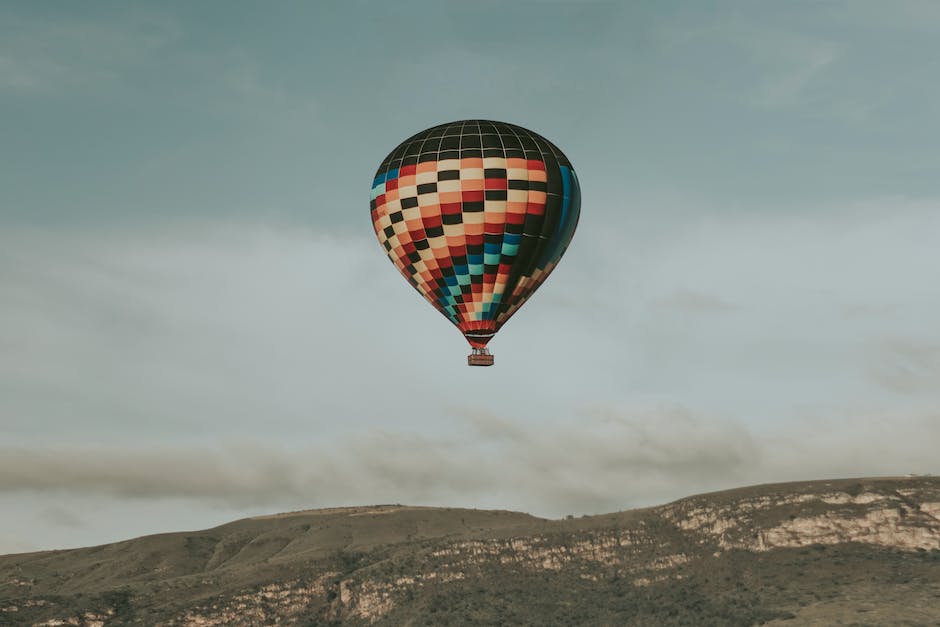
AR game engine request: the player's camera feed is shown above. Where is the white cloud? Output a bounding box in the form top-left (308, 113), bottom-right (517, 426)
top-left (0, 224), bottom-right (442, 439)
top-left (4, 195), bottom-right (939, 438)
top-left (1, 196), bottom-right (939, 550)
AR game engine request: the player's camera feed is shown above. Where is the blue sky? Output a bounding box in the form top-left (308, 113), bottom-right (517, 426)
top-left (2, 1), bottom-right (939, 553)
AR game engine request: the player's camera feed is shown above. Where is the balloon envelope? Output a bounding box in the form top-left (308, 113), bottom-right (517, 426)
top-left (370, 120), bottom-right (580, 359)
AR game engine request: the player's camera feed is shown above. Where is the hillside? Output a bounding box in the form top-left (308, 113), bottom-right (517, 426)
top-left (2, 477), bottom-right (939, 625)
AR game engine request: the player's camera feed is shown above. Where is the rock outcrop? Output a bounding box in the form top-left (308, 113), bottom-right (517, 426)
top-left (2, 477), bottom-right (939, 625)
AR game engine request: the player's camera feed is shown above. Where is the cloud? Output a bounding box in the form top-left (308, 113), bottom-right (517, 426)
top-left (653, 9), bottom-right (906, 122)
top-left (0, 8), bottom-right (315, 127)
top-left (0, 224), bottom-right (441, 438)
top-left (760, 409), bottom-right (940, 481)
top-left (0, 54), bottom-right (53, 91)
top-left (218, 57), bottom-right (318, 120)
top-left (1, 198), bottom-right (939, 535)
top-left (868, 339), bottom-right (940, 394)
top-left (654, 289), bottom-right (736, 314)
top-left (0, 406), bottom-right (937, 521)
top-left (749, 39), bottom-right (838, 110)
top-left (35, 506), bottom-right (84, 529)
top-left (0, 10), bottom-right (180, 93)
top-left (4, 195), bottom-right (939, 439)
top-left (0, 534), bottom-right (35, 556)
top-left (0, 406), bottom-right (756, 516)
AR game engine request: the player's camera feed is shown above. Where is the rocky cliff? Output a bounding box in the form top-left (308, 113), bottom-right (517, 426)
top-left (2, 477), bottom-right (939, 625)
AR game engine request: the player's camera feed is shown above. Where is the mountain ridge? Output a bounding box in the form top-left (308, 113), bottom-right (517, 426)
top-left (2, 476), bottom-right (939, 625)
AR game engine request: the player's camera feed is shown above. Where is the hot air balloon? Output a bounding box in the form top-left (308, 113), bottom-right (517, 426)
top-left (370, 120), bottom-right (580, 366)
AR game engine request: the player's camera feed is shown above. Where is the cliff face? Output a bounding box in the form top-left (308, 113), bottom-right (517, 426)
top-left (2, 477), bottom-right (939, 625)
top-left (661, 481), bottom-right (940, 552)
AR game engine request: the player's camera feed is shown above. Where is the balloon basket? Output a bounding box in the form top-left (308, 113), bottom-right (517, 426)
top-left (468, 348), bottom-right (494, 367)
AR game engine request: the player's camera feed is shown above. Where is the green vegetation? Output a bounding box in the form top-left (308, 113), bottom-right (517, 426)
top-left (1, 478), bottom-right (939, 625)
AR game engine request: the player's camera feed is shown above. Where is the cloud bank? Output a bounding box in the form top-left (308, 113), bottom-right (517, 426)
top-left (1, 199), bottom-right (939, 549)
top-left (2, 406), bottom-right (937, 521)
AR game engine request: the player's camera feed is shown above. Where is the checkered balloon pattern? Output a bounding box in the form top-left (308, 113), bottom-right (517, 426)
top-left (370, 120), bottom-right (580, 349)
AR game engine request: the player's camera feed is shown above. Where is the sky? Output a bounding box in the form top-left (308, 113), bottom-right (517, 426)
top-left (2, 0), bottom-right (939, 554)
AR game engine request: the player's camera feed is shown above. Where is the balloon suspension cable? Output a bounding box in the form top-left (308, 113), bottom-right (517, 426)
top-left (467, 347), bottom-right (494, 367)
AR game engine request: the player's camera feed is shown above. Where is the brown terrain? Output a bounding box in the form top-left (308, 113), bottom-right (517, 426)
top-left (2, 476), bottom-right (939, 625)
